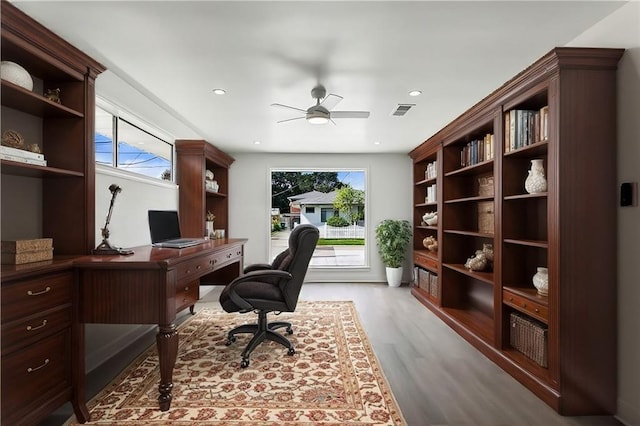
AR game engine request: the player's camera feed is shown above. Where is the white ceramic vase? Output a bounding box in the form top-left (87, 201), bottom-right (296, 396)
top-left (1, 61), bottom-right (33, 91)
top-left (532, 267), bottom-right (549, 296)
top-left (385, 267), bottom-right (403, 287)
top-left (525, 159), bottom-right (547, 194)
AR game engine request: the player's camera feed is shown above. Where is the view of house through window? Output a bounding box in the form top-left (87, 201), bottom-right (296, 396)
top-left (271, 169), bottom-right (367, 267)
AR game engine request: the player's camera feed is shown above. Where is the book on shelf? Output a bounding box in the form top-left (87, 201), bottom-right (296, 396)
top-left (504, 105), bottom-right (549, 153)
top-left (460, 133), bottom-right (494, 167)
top-left (1, 153), bottom-right (47, 166)
top-left (0, 145), bottom-right (45, 161)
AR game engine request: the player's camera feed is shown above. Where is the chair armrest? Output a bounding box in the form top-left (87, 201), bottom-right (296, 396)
top-left (226, 270), bottom-right (293, 311)
top-left (243, 263), bottom-right (273, 273)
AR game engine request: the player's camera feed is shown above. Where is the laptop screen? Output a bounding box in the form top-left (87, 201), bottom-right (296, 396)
top-left (148, 210), bottom-right (182, 243)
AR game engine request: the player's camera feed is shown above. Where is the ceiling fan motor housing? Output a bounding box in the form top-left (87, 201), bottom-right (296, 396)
top-left (311, 85), bottom-right (327, 100)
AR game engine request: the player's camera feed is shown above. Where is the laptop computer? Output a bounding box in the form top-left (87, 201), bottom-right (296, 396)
top-left (148, 210), bottom-right (204, 248)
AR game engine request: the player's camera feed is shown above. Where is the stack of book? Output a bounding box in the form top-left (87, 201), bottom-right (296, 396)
top-left (0, 145), bottom-right (46, 166)
top-left (504, 105), bottom-right (549, 153)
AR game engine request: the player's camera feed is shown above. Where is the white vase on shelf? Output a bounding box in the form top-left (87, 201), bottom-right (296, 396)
top-left (532, 267), bottom-right (549, 296)
top-left (525, 159), bottom-right (547, 194)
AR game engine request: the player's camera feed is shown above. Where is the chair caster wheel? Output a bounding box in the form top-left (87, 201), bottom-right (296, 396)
top-left (240, 359), bottom-right (250, 368)
top-left (286, 327), bottom-right (293, 335)
top-left (225, 336), bottom-right (236, 346)
top-left (288, 347), bottom-right (295, 356)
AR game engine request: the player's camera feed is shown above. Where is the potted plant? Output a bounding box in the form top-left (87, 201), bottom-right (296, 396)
top-left (375, 219), bottom-right (412, 287)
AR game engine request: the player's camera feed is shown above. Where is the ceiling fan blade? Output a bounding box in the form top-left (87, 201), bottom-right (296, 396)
top-left (318, 94), bottom-right (343, 111)
top-left (330, 111), bottom-right (370, 119)
top-left (271, 103), bottom-right (307, 113)
top-left (277, 116), bottom-right (305, 124)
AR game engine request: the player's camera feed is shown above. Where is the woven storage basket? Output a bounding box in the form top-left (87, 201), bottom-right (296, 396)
top-left (418, 268), bottom-right (431, 292)
top-left (478, 175), bottom-right (494, 197)
top-left (429, 274), bottom-right (439, 298)
top-left (477, 201), bottom-right (494, 234)
top-left (510, 312), bottom-right (548, 367)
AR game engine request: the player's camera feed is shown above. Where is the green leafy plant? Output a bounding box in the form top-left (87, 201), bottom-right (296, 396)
top-left (375, 219), bottom-right (412, 268)
top-left (326, 215), bottom-right (350, 227)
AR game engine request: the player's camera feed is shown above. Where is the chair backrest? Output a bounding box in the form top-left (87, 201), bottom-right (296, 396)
top-left (274, 224), bottom-right (319, 310)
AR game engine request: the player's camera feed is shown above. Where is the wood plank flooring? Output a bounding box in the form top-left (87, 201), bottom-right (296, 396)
top-left (40, 283), bottom-right (621, 426)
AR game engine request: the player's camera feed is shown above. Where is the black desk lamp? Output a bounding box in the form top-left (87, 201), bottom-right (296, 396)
top-left (93, 184), bottom-right (133, 255)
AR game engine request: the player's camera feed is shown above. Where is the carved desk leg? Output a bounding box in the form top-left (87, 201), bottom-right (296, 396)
top-left (156, 323), bottom-right (178, 411)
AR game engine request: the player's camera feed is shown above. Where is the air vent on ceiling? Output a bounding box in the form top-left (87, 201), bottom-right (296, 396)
top-left (391, 104), bottom-right (415, 116)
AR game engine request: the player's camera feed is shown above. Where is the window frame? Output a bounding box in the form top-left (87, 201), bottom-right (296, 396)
top-left (95, 98), bottom-right (175, 182)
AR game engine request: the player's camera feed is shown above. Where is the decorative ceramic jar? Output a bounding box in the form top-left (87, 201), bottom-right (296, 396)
top-left (1, 61), bottom-right (33, 91)
top-left (525, 159), bottom-right (547, 194)
top-left (532, 267), bottom-right (548, 296)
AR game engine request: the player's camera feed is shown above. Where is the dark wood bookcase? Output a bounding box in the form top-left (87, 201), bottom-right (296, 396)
top-left (409, 47), bottom-right (624, 415)
top-left (175, 139), bottom-right (238, 284)
top-left (0, 2), bottom-right (105, 424)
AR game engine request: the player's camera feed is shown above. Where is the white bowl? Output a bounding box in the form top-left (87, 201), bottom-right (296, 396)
top-left (1, 61), bottom-right (33, 91)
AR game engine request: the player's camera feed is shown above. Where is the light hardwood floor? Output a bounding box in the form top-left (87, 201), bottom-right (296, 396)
top-left (41, 283), bottom-right (621, 426)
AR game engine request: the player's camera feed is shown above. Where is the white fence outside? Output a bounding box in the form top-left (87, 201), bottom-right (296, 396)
top-left (321, 224), bottom-right (365, 239)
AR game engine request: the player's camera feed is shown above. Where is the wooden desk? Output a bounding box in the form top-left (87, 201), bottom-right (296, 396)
top-left (71, 238), bottom-right (247, 423)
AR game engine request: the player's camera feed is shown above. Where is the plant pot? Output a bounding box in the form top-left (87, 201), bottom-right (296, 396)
top-left (385, 266), bottom-right (403, 287)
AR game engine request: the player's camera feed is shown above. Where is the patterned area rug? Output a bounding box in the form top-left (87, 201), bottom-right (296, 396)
top-left (71, 301), bottom-right (406, 425)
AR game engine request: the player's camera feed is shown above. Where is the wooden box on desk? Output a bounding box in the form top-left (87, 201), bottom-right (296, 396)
top-left (1, 238), bottom-right (53, 264)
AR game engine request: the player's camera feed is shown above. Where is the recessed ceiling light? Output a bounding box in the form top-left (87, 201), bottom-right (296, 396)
top-left (212, 88), bottom-right (226, 95)
top-left (253, 140), bottom-right (261, 145)
top-left (409, 90), bottom-right (422, 97)
top-left (374, 141), bottom-right (382, 145)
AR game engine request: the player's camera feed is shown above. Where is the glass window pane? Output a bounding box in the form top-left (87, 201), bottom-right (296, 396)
top-left (116, 118), bottom-right (173, 181)
top-left (95, 106), bottom-right (114, 166)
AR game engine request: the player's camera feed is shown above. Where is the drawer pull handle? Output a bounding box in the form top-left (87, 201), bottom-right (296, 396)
top-left (508, 297), bottom-right (514, 302)
top-left (27, 286), bottom-right (51, 296)
top-left (185, 286), bottom-right (189, 291)
top-left (26, 319), bottom-right (48, 331)
top-left (227, 253), bottom-right (232, 258)
top-left (535, 308), bottom-right (540, 313)
top-left (196, 265), bottom-right (201, 270)
top-left (523, 303), bottom-right (527, 308)
top-left (27, 358), bottom-right (50, 373)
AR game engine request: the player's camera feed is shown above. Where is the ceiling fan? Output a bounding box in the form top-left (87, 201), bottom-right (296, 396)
top-left (271, 85), bottom-right (370, 125)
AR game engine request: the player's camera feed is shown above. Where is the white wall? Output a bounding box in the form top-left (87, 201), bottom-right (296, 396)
top-left (567, 2), bottom-right (640, 424)
top-left (228, 153), bottom-right (413, 282)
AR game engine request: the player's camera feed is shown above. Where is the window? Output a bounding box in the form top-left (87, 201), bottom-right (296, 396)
top-left (320, 208), bottom-right (334, 222)
top-left (271, 169), bottom-right (367, 268)
top-left (95, 104), bottom-right (173, 181)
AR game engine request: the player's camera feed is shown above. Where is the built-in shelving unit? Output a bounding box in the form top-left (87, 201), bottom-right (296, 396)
top-left (0, 2), bottom-right (105, 424)
top-left (409, 47), bottom-right (624, 415)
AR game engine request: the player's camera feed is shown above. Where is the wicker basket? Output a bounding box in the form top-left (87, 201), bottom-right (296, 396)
top-left (429, 274), bottom-right (439, 298)
top-left (418, 268), bottom-right (431, 292)
top-left (478, 175), bottom-right (494, 197)
top-left (510, 312), bottom-right (548, 367)
top-left (477, 201), bottom-right (494, 234)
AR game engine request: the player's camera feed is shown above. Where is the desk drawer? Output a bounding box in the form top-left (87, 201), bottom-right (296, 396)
top-left (2, 307), bottom-right (71, 352)
top-left (1, 330), bottom-right (70, 422)
top-left (176, 257), bottom-right (214, 282)
top-left (211, 247), bottom-right (242, 269)
top-left (503, 289), bottom-right (548, 323)
top-left (176, 279), bottom-right (199, 312)
top-left (1, 272), bottom-right (72, 322)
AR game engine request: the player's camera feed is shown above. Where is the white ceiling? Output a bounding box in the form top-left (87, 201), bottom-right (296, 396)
top-left (11, 1), bottom-right (626, 154)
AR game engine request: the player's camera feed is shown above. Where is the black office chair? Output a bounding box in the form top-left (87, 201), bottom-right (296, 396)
top-left (219, 224), bottom-right (319, 368)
